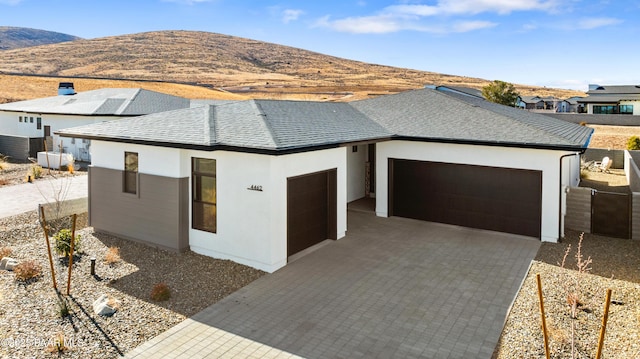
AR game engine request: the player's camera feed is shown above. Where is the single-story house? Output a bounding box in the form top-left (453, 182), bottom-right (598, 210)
top-left (58, 88), bottom-right (593, 272)
top-left (0, 88), bottom-right (190, 161)
top-left (578, 84), bottom-right (640, 115)
top-left (517, 95), bottom-right (544, 110)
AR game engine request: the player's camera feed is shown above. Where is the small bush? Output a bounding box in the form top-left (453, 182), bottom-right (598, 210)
top-left (104, 246), bottom-right (121, 265)
top-left (579, 121), bottom-right (587, 126)
top-left (150, 282), bottom-right (171, 302)
top-left (53, 229), bottom-right (81, 258)
top-left (627, 136), bottom-right (640, 150)
top-left (46, 332), bottom-right (68, 354)
top-left (0, 247), bottom-right (12, 259)
top-left (14, 260), bottom-right (43, 282)
top-left (57, 296), bottom-right (70, 318)
top-left (30, 164), bottom-right (43, 179)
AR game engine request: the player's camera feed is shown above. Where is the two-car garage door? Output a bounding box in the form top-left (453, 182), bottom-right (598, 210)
top-left (389, 159), bottom-right (542, 238)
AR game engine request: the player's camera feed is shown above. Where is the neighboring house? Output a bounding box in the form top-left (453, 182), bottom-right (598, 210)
top-left (578, 84), bottom-right (640, 115)
top-left (0, 88), bottom-right (190, 161)
top-left (565, 96), bottom-right (585, 113)
top-left (58, 88), bottom-right (592, 273)
top-left (517, 96), bottom-right (544, 110)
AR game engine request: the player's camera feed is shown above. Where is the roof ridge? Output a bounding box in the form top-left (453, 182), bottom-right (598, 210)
top-left (435, 89), bottom-right (576, 144)
top-left (203, 105), bottom-right (216, 145)
top-left (252, 100), bottom-right (279, 148)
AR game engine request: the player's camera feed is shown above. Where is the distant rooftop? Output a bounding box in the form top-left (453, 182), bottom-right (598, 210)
top-left (0, 88), bottom-right (190, 116)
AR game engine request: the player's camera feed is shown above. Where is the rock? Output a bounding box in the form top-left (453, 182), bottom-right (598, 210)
top-left (0, 257), bottom-right (18, 271)
top-left (92, 294), bottom-right (119, 316)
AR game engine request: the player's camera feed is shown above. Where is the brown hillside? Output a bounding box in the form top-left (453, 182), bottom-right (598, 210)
top-left (0, 30), bottom-right (583, 102)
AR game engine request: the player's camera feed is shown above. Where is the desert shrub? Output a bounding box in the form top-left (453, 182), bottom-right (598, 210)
top-left (0, 247), bottom-right (12, 259)
top-left (0, 153), bottom-right (7, 170)
top-left (150, 282), bottom-right (171, 301)
top-left (46, 332), bottom-right (68, 354)
top-left (53, 229), bottom-right (81, 258)
top-left (104, 246), bottom-right (121, 264)
top-left (57, 296), bottom-right (70, 318)
top-left (579, 121), bottom-right (587, 126)
top-left (14, 260), bottom-right (43, 282)
top-left (30, 164), bottom-right (43, 179)
top-left (627, 136), bottom-right (640, 150)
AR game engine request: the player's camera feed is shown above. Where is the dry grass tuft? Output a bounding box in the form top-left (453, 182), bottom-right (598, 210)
top-left (46, 332), bottom-right (68, 354)
top-left (13, 260), bottom-right (43, 282)
top-left (0, 246), bottom-right (12, 259)
top-left (104, 246), bottom-right (121, 265)
top-left (150, 282), bottom-right (171, 302)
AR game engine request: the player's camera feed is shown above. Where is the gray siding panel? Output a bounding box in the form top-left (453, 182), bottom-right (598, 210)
top-left (0, 135), bottom-right (30, 161)
top-left (633, 194), bottom-right (640, 240)
top-left (565, 187), bottom-right (592, 233)
top-left (89, 166), bottom-right (189, 251)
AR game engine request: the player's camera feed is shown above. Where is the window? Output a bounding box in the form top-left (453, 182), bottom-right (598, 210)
top-left (19, 116), bottom-right (22, 123)
top-left (37, 117), bottom-right (42, 130)
top-left (593, 105), bottom-right (616, 114)
top-left (620, 105), bottom-right (634, 114)
top-left (30, 117), bottom-right (34, 123)
top-left (192, 158), bottom-right (216, 233)
top-left (123, 152), bottom-right (138, 194)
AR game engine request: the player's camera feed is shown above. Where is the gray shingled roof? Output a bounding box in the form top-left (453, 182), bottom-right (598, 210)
top-left (587, 85), bottom-right (640, 95)
top-left (578, 94), bottom-right (640, 103)
top-left (519, 96), bottom-right (543, 104)
top-left (0, 88), bottom-right (190, 116)
top-left (58, 88), bottom-right (592, 154)
top-left (58, 100), bottom-right (392, 152)
top-left (351, 89), bottom-right (592, 149)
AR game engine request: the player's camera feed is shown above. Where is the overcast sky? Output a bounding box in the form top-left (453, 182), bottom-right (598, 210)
top-left (1, 0), bottom-right (638, 91)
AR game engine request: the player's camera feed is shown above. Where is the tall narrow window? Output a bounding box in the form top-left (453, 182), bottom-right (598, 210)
top-left (37, 117), bottom-right (42, 130)
top-left (124, 152), bottom-right (138, 194)
top-left (192, 158), bottom-right (216, 233)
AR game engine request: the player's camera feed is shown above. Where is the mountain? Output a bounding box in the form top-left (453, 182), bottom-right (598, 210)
top-left (0, 30), bottom-right (582, 101)
top-left (0, 26), bottom-right (80, 50)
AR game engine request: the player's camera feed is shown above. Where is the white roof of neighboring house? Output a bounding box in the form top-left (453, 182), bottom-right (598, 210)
top-left (0, 88), bottom-right (190, 116)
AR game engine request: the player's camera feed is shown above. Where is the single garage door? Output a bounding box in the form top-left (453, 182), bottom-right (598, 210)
top-left (389, 159), bottom-right (542, 238)
top-left (287, 169), bottom-right (337, 257)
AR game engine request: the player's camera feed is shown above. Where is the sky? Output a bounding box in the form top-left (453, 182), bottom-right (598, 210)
top-left (1, 0), bottom-right (639, 91)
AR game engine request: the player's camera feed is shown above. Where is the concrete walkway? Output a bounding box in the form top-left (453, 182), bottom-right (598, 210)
top-left (0, 174), bottom-right (88, 219)
top-left (125, 211), bottom-right (539, 359)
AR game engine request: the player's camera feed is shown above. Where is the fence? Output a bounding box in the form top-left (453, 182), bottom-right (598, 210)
top-left (0, 135), bottom-right (45, 161)
top-left (565, 187), bottom-right (633, 239)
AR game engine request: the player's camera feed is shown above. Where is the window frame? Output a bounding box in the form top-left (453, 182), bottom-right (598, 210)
top-left (192, 157), bottom-right (217, 233)
top-left (123, 152), bottom-right (138, 195)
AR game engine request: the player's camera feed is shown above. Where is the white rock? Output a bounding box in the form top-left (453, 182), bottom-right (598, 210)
top-left (92, 294), bottom-right (118, 316)
top-left (1, 257), bottom-right (18, 271)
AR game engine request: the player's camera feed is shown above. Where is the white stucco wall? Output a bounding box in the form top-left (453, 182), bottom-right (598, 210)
top-left (184, 147), bottom-right (347, 273)
top-left (0, 110), bottom-right (121, 161)
top-left (346, 144), bottom-right (367, 202)
top-left (91, 141), bottom-right (182, 177)
top-left (375, 141), bottom-right (577, 243)
top-left (92, 142), bottom-right (348, 273)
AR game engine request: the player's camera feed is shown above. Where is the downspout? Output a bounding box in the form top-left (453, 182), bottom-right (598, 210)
top-left (558, 152), bottom-right (582, 240)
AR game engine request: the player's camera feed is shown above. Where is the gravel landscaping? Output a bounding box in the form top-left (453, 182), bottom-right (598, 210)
top-left (0, 211), bottom-right (265, 358)
top-left (2, 160), bottom-right (639, 358)
top-left (494, 230), bottom-right (640, 358)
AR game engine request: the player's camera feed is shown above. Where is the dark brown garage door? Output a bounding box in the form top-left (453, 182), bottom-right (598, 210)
top-left (389, 159), bottom-right (542, 238)
top-left (287, 169), bottom-right (337, 257)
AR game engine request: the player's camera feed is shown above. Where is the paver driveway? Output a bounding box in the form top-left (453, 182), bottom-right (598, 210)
top-left (126, 211), bottom-right (540, 359)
